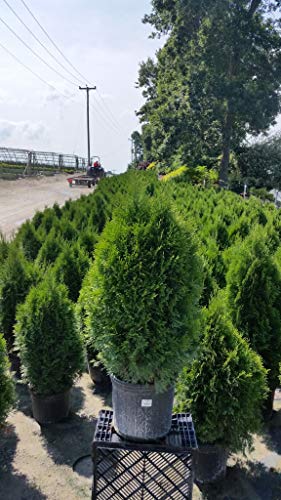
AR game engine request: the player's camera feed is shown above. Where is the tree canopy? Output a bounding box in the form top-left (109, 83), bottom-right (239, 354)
top-left (137, 0), bottom-right (281, 183)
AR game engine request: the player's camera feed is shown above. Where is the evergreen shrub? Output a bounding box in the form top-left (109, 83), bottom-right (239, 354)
top-left (0, 333), bottom-right (15, 426)
top-left (175, 296), bottom-right (267, 453)
top-left (227, 232), bottom-right (281, 393)
top-left (18, 221), bottom-right (41, 261)
top-left (82, 195), bottom-right (202, 391)
top-left (0, 246), bottom-right (33, 350)
top-left (15, 276), bottom-right (84, 396)
top-left (53, 244), bottom-right (90, 303)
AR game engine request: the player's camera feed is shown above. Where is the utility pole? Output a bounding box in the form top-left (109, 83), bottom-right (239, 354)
top-left (79, 85), bottom-right (96, 167)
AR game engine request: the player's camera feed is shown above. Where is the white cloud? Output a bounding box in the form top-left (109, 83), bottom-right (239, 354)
top-left (0, 1), bottom-right (164, 173)
top-left (43, 84), bottom-right (76, 106)
top-left (0, 120), bottom-right (49, 143)
top-left (0, 90), bottom-right (8, 104)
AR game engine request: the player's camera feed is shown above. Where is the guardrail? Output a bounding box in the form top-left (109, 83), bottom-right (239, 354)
top-left (0, 147), bottom-right (87, 171)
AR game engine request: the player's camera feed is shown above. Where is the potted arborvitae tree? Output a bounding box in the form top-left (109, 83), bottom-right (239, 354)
top-left (0, 245), bottom-right (33, 376)
top-left (14, 275), bottom-right (84, 424)
top-left (0, 333), bottom-right (15, 427)
top-left (175, 296), bottom-right (267, 484)
top-left (53, 243), bottom-right (90, 303)
top-left (82, 195), bottom-right (202, 441)
top-left (77, 274), bottom-right (110, 386)
top-left (226, 230), bottom-right (281, 419)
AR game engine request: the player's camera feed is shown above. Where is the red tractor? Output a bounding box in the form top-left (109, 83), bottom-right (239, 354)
top-left (67, 159), bottom-right (105, 188)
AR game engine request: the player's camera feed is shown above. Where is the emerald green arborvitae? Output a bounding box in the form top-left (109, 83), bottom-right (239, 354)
top-left (18, 221), bottom-right (41, 261)
top-left (82, 195), bottom-right (203, 391)
top-left (226, 231), bottom-right (281, 392)
top-left (53, 243), bottom-right (90, 303)
top-left (0, 246), bottom-right (33, 351)
top-left (175, 296), bottom-right (267, 454)
top-left (15, 276), bottom-right (84, 396)
top-left (0, 333), bottom-right (15, 427)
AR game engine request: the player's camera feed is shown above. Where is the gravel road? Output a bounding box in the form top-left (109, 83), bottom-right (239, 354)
top-left (0, 174), bottom-right (90, 239)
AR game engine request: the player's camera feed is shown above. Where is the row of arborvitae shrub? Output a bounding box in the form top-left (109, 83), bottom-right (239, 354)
top-left (0, 170), bottom-right (280, 463)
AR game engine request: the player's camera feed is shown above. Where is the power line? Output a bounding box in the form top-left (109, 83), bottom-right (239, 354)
top-left (18, 0), bottom-right (125, 132)
top-left (1, 0), bottom-right (125, 143)
top-left (0, 40), bottom-right (71, 98)
top-left (0, 15), bottom-right (77, 86)
top-left (90, 95), bottom-right (122, 136)
top-left (90, 101), bottom-right (123, 137)
top-left (19, 0), bottom-right (92, 85)
top-left (96, 88), bottom-right (122, 130)
top-left (2, 0), bottom-right (83, 85)
top-left (0, 37), bottom-right (120, 140)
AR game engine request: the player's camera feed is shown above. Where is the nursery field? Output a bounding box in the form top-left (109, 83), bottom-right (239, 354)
top-left (0, 175), bottom-right (90, 238)
top-left (1, 170), bottom-right (281, 499)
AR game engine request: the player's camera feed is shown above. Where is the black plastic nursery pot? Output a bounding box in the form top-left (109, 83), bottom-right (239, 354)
top-left (86, 351), bottom-right (111, 386)
top-left (111, 375), bottom-right (174, 442)
top-left (262, 389), bottom-right (275, 421)
top-left (87, 361), bottom-right (111, 386)
top-left (30, 388), bottom-right (71, 425)
top-left (9, 351), bottom-right (21, 379)
top-left (193, 443), bottom-right (228, 484)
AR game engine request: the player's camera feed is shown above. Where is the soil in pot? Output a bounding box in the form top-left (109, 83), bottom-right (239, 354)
top-left (193, 444), bottom-right (228, 485)
top-left (30, 388), bottom-right (71, 425)
top-left (111, 375), bottom-right (174, 442)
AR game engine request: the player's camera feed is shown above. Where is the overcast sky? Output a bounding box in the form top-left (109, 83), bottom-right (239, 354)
top-left (0, 0), bottom-right (163, 173)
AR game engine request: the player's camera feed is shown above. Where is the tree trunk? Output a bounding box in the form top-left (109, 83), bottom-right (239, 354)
top-left (219, 110), bottom-right (233, 186)
top-left (219, 0), bottom-right (262, 187)
top-left (248, 0), bottom-right (263, 18)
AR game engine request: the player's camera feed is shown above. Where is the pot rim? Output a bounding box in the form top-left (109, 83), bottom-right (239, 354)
top-left (110, 374), bottom-right (174, 392)
top-left (29, 386), bottom-right (71, 399)
top-left (194, 442), bottom-right (229, 455)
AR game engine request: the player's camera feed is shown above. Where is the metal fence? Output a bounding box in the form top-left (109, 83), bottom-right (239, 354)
top-left (0, 147), bottom-right (87, 170)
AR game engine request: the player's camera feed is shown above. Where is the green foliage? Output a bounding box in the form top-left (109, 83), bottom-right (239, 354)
top-left (0, 232), bottom-right (9, 264)
top-left (175, 296), bottom-right (267, 453)
top-left (53, 244), bottom-right (90, 303)
top-left (0, 246), bottom-right (33, 350)
top-left (76, 272), bottom-right (98, 366)
top-left (32, 210), bottom-right (44, 230)
top-left (15, 276), bottom-right (84, 396)
top-left (78, 230), bottom-right (99, 257)
top-left (0, 333), bottom-right (15, 426)
top-left (139, 1), bottom-right (281, 182)
top-left (237, 135), bottom-right (281, 190)
top-left (82, 195), bottom-right (203, 391)
top-left (127, 131), bottom-right (144, 169)
top-left (39, 208), bottom-right (58, 235)
top-left (227, 230), bottom-right (281, 390)
top-left (18, 221), bottom-right (41, 261)
top-left (36, 229), bottom-right (63, 266)
top-left (161, 166), bottom-right (188, 182)
top-left (250, 187), bottom-right (275, 203)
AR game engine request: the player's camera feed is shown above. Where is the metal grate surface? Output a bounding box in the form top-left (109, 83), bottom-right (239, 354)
top-left (92, 411), bottom-right (196, 499)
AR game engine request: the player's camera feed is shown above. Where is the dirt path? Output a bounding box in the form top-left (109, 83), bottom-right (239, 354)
top-left (0, 374), bottom-right (111, 500)
top-left (0, 175), bottom-right (91, 239)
